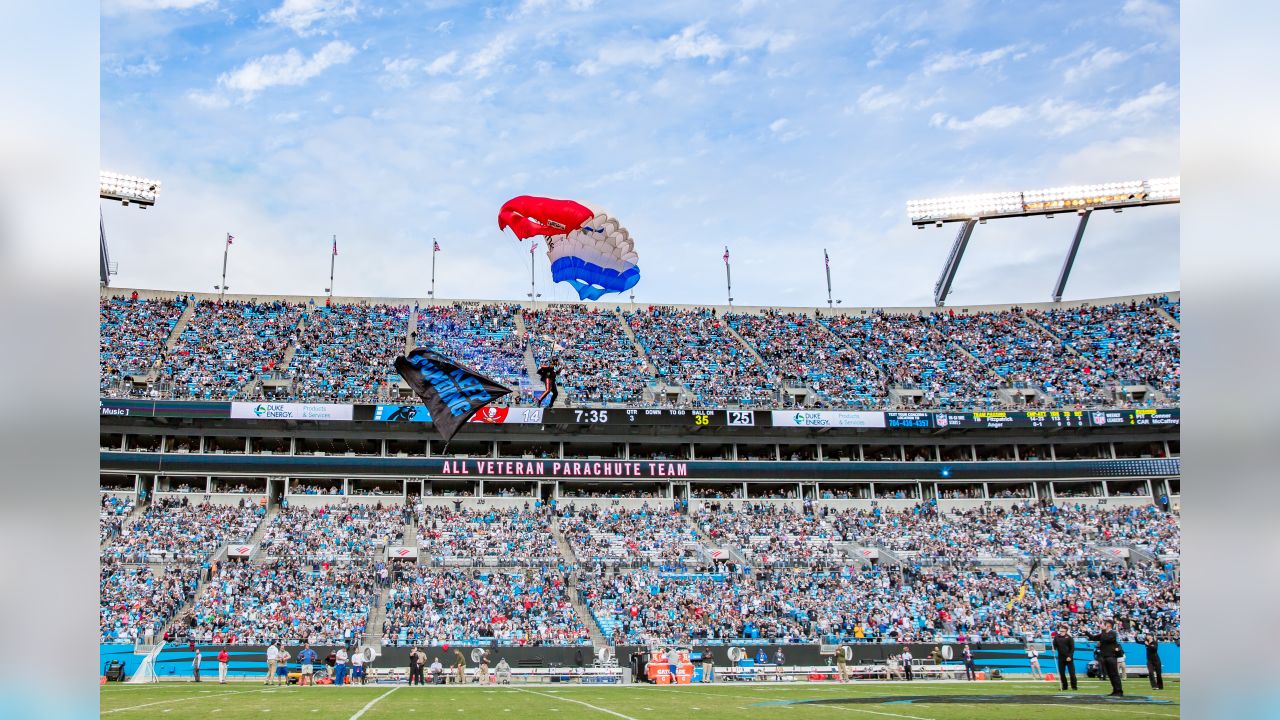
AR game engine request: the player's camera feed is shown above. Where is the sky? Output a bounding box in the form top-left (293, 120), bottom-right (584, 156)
top-left (101, 0), bottom-right (1179, 308)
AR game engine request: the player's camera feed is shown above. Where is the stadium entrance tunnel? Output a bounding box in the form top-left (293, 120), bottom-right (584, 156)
top-left (772, 694), bottom-right (1176, 707)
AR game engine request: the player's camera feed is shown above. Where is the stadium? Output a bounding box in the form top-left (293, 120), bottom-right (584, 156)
top-left (95, 3), bottom-right (1182, 719)
top-left (98, 286), bottom-right (1181, 718)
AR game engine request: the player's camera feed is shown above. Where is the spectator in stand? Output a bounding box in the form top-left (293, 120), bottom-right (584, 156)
top-left (524, 306), bottom-right (649, 405)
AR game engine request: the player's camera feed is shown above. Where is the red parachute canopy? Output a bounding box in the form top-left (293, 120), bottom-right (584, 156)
top-left (497, 195), bottom-right (595, 240)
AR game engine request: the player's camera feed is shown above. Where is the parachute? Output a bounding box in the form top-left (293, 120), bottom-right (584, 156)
top-left (498, 195), bottom-right (640, 301)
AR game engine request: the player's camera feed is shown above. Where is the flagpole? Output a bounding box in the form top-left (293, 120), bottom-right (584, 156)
top-left (825, 248), bottom-right (833, 309)
top-left (220, 233), bottom-right (230, 301)
top-left (328, 234), bottom-right (336, 299)
top-left (530, 245), bottom-right (537, 309)
top-left (430, 237), bottom-right (437, 299)
top-left (724, 246), bottom-right (733, 308)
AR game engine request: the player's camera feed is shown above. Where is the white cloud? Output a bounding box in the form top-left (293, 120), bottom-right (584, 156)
top-left (433, 20), bottom-right (454, 34)
top-left (768, 117), bottom-right (803, 142)
top-left (461, 35), bottom-right (514, 78)
top-left (511, 0), bottom-right (597, 16)
top-left (102, 0), bottom-right (216, 13)
top-left (217, 40), bottom-right (356, 99)
top-left (1063, 47), bottom-right (1131, 83)
top-left (380, 56), bottom-right (420, 88)
top-left (866, 35), bottom-right (898, 69)
top-left (103, 54), bottom-right (162, 77)
top-left (1121, 0), bottom-right (1178, 42)
top-left (185, 89), bottom-right (230, 109)
top-left (271, 111), bottom-right (302, 123)
top-left (924, 43), bottom-right (1023, 75)
top-left (575, 22), bottom-right (772, 76)
top-left (262, 0), bottom-right (359, 36)
top-left (929, 104), bottom-right (1027, 131)
top-left (1038, 83), bottom-right (1177, 135)
top-left (856, 84), bottom-right (908, 113)
top-left (424, 50), bottom-right (459, 76)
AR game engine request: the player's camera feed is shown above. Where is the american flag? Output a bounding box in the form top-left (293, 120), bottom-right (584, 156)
top-left (723, 246), bottom-right (730, 264)
top-left (332, 237), bottom-right (338, 256)
top-left (530, 242), bottom-right (539, 254)
top-left (824, 249), bottom-right (829, 269)
top-left (226, 234), bottom-right (234, 246)
top-left (433, 240), bottom-right (441, 253)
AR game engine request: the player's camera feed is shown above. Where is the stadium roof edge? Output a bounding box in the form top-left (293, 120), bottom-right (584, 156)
top-left (100, 286), bottom-right (1179, 317)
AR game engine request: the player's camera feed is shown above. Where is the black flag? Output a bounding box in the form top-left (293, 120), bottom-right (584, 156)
top-left (393, 348), bottom-right (512, 445)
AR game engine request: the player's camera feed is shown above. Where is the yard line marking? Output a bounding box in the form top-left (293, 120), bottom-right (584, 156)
top-left (349, 687), bottom-right (399, 720)
top-left (660, 688), bottom-right (933, 720)
top-left (826, 706), bottom-right (935, 720)
top-left (1027, 702), bottom-right (1178, 718)
top-left (103, 688), bottom-right (275, 714)
top-left (509, 687), bottom-right (639, 720)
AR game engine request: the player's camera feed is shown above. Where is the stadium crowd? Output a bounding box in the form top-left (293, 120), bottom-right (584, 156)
top-left (626, 307), bottom-right (777, 407)
top-left (161, 299), bottom-right (304, 400)
top-left (100, 293), bottom-right (1179, 409)
top-left (102, 497), bottom-right (263, 563)
top-left (260, 504), bottom-right (406, 561)
top-left (415, 504), bottom-right (560, 564)
top-left (414, 303), bottom-right (528, 390)
top-left (727, 310), bottom-right (887, 408)
top-left (100, 561), bottom-right (202, 643)
top-left (288, 303), bottom-right (410, 403)
top-left (524, 306), bottom-right (649, 404)
top-left (99, 295), bottom-right (187, 395)
top-left (557, 503), bottom-right (706, 565)
top-left (580, 561), bottom-right (1179, 646)
top-left (177, 559), bottom-right (378, 646)
top-left (383, 566), bottom-right (589, 646)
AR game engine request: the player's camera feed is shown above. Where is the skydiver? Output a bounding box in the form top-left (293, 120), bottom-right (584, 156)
top-left (537, 358), bottom-right (560, 407)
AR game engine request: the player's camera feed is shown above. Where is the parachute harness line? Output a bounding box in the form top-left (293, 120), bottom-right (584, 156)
top-left (499, 195), bottom-right (640, 301)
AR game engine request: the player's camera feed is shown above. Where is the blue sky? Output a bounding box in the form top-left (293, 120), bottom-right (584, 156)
top-left (101, 0), bottom-right (1179, 307)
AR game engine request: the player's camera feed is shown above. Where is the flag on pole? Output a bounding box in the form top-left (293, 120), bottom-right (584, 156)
top-left (530, 242), bottom-right (538, 254)
top-left (723, 246), bottom-right (730, 264)
top-left (226, 234), bottom-right (234, 246)
top-left (433, 240), bottom-right (441, 253)
top-left (824, 249), bottom-right (830, 269)
top-left (332, 237), bottom-right (338, 256)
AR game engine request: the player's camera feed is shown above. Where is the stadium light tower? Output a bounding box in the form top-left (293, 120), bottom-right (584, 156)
top-left (99, 170), bottom-right (162, 286)
top-left (907, 177), bottom-right (1179, 305)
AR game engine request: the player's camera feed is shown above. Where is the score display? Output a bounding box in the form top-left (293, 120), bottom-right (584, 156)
top-left (546, 408), bottom-right (730, 427)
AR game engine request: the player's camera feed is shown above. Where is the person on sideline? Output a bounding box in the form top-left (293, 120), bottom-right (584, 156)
top-left (217, 647), bottom-right (229, 684)
top-left (1027, 643), bottom-right (1043, 680)
top-left (1144, 635), bottom-right (1164, 690)
top-left (276, 648), bottom-right (291, 686)
top-left (1053, 628), bottom-right (1078, 690)
top-left (298, 644), bottom-right (317, 686)
top-left (192, 648), bottom-right (202, 683)
top-left (265, 642), bottom-right (279, 686)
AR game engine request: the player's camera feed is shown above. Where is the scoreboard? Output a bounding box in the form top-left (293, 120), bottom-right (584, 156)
top-left (542, 408), bottom-right (757, 427)
top-left (102, 398), bottom-right (1178, 430)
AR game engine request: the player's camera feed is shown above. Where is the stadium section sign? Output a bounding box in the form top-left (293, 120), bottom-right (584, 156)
top-left (230, 402), bottom-right (353, 421)
top-left (771, 411), bottom-right (887, 428)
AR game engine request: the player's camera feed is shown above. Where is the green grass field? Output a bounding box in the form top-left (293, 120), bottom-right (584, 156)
top-left (100, 678), bottom-right (1179, 719)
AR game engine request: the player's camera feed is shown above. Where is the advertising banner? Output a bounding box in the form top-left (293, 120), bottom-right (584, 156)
top-left (370, 405), bottom-right (544, 424)
top-left (770, 411), bottom-right (887, 428)
top-left (386, 546), bottom-right (419, 559)
top-left (226, 544), bottom-right (255, 558)
top-left (230, 402), bottom-right (354, 421)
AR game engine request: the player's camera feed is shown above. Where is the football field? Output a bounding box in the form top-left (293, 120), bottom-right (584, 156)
top-left (100, 679), bottom-right (1179, 719)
